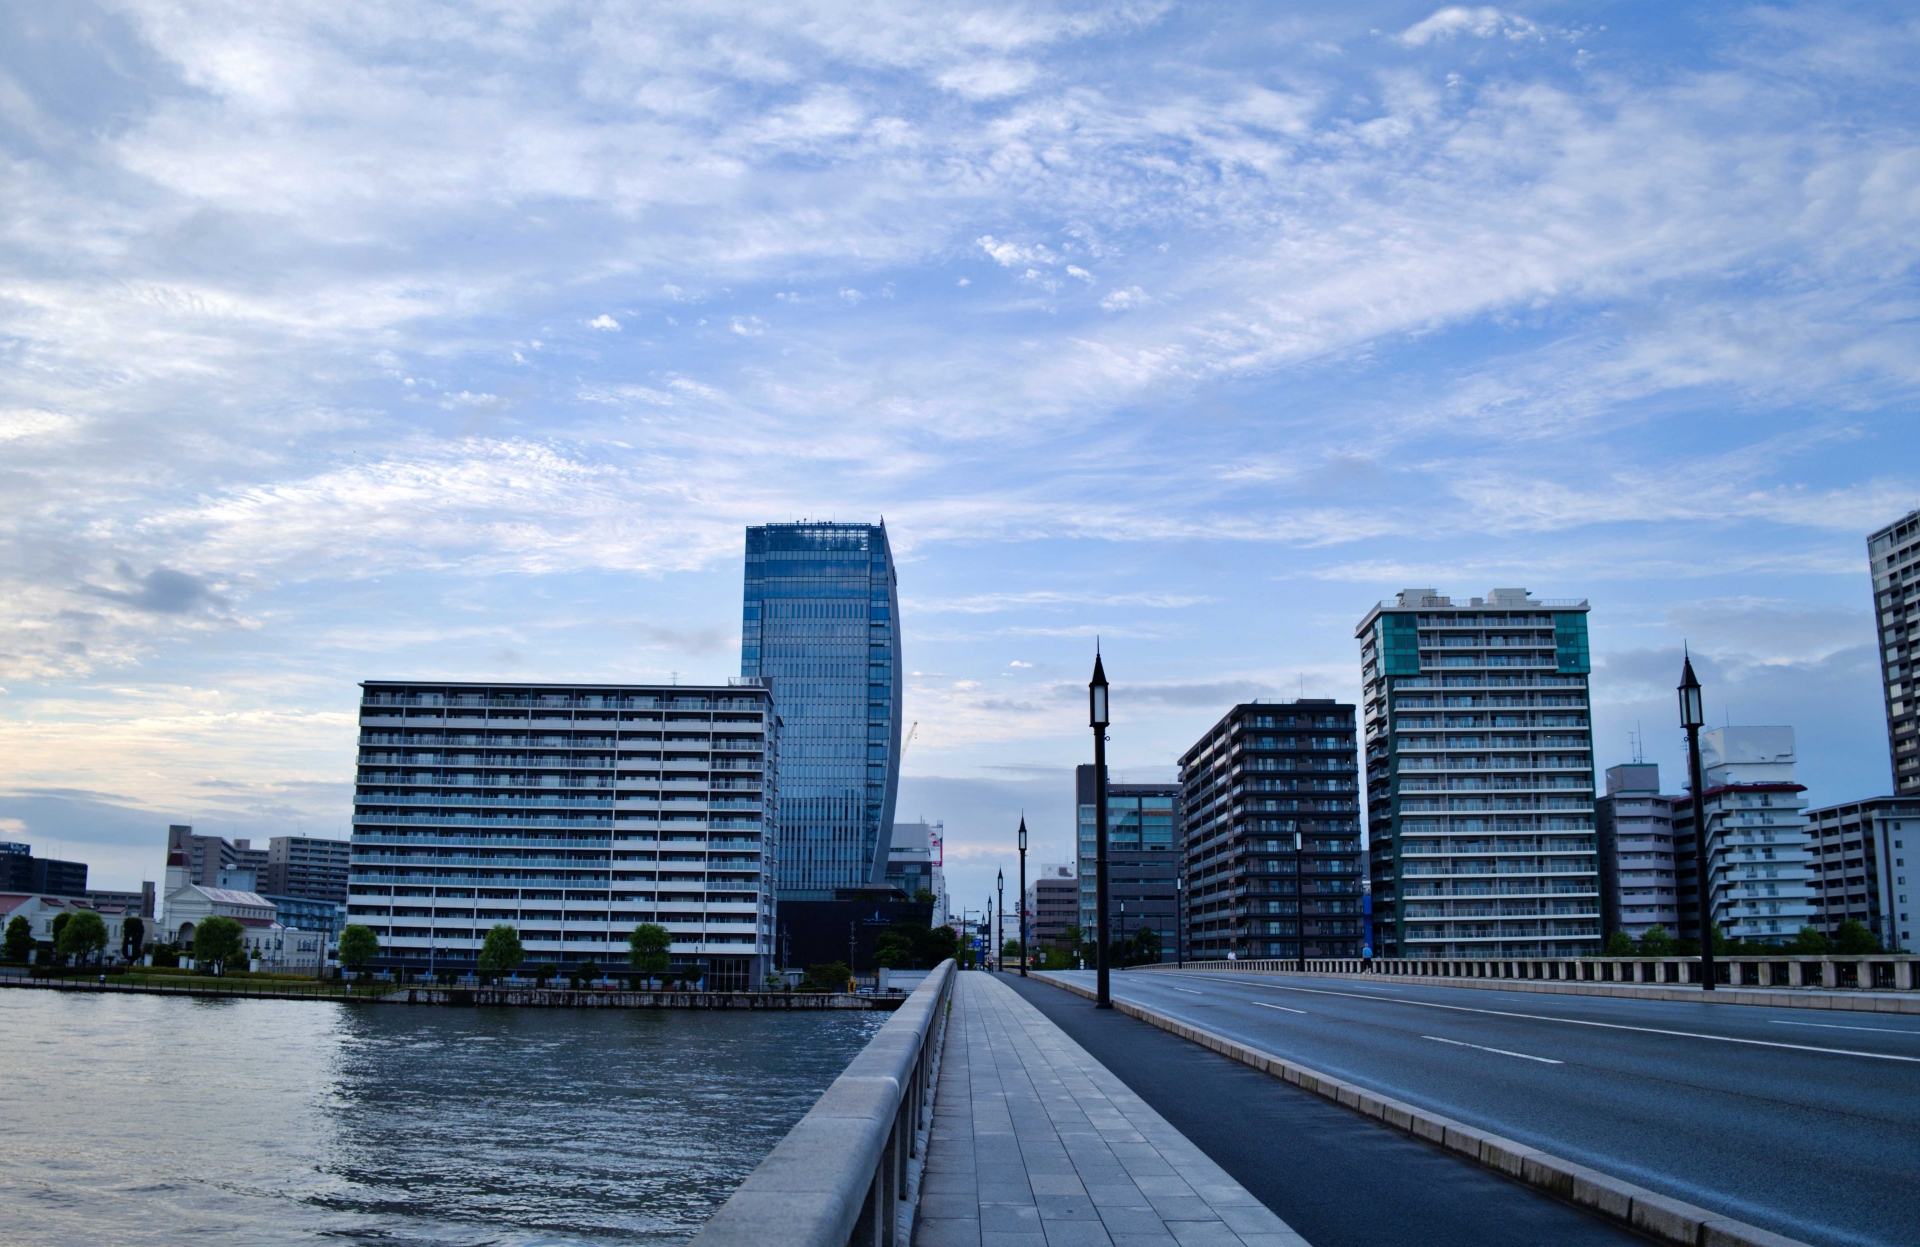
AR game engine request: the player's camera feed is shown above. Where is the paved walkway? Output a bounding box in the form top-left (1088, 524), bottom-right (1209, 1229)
top-left (916, 971), bottom-right (1309, 1247)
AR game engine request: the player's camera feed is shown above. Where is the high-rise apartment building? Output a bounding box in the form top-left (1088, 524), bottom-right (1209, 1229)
top-left (263, 835), bottom-right (351, 902)
top-left (1870, 508), bottom-right (1920, 797)
top-left (1672, 727), bottom-right (1816, 945)
top-left (350, 680), bottom-right (778, 987)
top-left (1179, 701), bottom-right (1363, 960)
top-left (740, 522), bottom-right (902, 897)
top-left (1075, 767), bottom-right (1181, 961)
top-left (167, 825), bottom-right (241, 887)
top-left (1595, 764), bottom-right (1679, 939)
top-left (1806, 797), bottom-right (1918, 951)
top-left (1357, 588), bottom-right (1600, 958)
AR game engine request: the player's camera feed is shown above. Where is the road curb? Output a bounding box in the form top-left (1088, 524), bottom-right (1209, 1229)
top-left (1032, 973), bottom-right (1811, 1247)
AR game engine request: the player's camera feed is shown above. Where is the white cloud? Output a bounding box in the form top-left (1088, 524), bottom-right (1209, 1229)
top-left (1397, 7), bottom-right (1541, 47)
top-left (936, 59), bottom-right (1039, 100)
top-left (1099, 286), bottom-right (1148, 310)
top-left (588, 314), bottom-right (621, 330)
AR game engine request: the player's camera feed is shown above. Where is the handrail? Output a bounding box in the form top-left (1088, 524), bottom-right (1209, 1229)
top-left (692, 959), bottom-right (955, 1247)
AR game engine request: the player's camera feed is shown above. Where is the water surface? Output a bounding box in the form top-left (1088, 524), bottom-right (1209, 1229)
top-left (0, 990), bottom-right (882, 1245)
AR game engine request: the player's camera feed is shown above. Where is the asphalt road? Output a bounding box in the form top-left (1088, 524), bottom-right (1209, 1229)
top-left (1003, 973), bottom-right (1643, 1247)
top-left (1038, 968), bottom-right (1920, 1247)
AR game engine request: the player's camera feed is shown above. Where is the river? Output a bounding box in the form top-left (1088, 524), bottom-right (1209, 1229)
top-left (0, 989), bottom-right (883, 1245)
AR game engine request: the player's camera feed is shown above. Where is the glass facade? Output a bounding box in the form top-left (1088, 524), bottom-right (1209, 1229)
top-left (741, 523), bottom-right (902, 896)
top-left (1075, 768), bottom-right (1181, 961)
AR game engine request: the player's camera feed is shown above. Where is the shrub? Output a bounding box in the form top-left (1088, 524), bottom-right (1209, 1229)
top-left (1833, 920), bottom-right (1882, 955)
top-left (804, 961), bottom-right (851, 992)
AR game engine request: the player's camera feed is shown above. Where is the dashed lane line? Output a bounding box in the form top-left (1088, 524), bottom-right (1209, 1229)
top-left (1251, 1002), bottom-right (1307, 1015)
top-left (1422, 1035), bottom-right (1564, 1064)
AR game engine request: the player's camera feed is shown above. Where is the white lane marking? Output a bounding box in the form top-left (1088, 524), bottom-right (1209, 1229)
top-left (1252, 1002), bottom-right (1307, 1015)
top-left (1174, 987), bottom-right (1204, 995)
top-left (1422, 1035), bottom-right (1563, 1065)
top-left (1770, 1019), bottom-right (1920, 1036)
top-left (1187, 975), bottom-right (1920, 1064)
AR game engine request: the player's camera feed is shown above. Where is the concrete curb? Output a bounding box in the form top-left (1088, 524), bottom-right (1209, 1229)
top-left (1033, 973), bottom-right (1811, 1247)
top-left (1134, 965), bottom-right (1920, 1015)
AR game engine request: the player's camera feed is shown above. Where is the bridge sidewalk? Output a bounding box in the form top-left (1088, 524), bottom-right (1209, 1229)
top-left (915, 971), bottom-right (1307, 1247)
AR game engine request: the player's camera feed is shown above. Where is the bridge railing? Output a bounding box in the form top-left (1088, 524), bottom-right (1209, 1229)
top-left (691, 959), bottom-right (955, 1247)
top-left (1139, 955), bottom-right (1920, 990)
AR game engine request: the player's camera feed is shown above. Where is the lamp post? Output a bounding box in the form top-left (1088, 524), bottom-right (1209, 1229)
top-left (1017, 817), bottom-right (1029, 978)
top-left (1295, 828), bottom-right (1305, 974)
top-left (1118, 900), bottom-right (1127, 969)
top-left (1175, 875), bottom-right (1184, 968)
top-left (996, 868), bottom-right (1005, 973)
top-left (985, 897), bottom-right (993, 972)
top-left (1679, 653), bottom-right (1715, 992)
top-left (1090, 649), bottom-right (1112, 1008)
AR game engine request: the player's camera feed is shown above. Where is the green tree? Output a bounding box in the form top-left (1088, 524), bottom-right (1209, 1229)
top-left (58, 910), bottom-right (110, 965)
top-left (194, 915), bottom-right (246, 972)
top-left (1833, 920), bottom-right (1883, 955)
top-left (576, 958), bottom-right (602, 985)
top-left (804, 961), bottom-right (851, 992)
top-left (627, 923), bottom-right (671, 985)
top-left (1636, 925), bottom-right (1674, 955)
top-left (1603, 931), bottom-right (1636, 957)
top-left (2, 915), bottom-right (33, 963)
top-left (1786, 924), bottom-right (1832, 954)
top-left (337, 923), bottom-right (380, 976)
top-left (122, 915), bottom-right (145, 960)
top-left (912, 888), bottom-right (937, 905)
top-left (477, 923), bottom-right (525, 981)
top-left (50, 911), bottom-right (72, 955)
top-left (875, 921), bottom-right (960, 970)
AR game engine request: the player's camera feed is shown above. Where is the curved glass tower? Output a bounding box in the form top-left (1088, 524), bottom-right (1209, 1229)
top-left (741, 522), bottom-right (902, 897)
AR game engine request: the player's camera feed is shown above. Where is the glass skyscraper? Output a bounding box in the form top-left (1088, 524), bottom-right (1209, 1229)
top-left (741, 522), bottom-right (902, 897)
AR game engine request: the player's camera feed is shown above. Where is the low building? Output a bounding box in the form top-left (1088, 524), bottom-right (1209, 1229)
top-left (1595, 764), bottom-right (1680, 939)
top-left (885, 821), bottom-right (940, 907)
top-left (1179, 701), bottom-right (1363, 960)
top-left (3, 842), bottom-right (89, 897)
top-left (1025, 863), bottom-right (1077, 953)
top-left (160, 861), bottom-right (318, 971)
top-left (0, 893), bottom-right (146, 961)
top-left (1673, 727), bottom-right (1817, 945)
top-left (1805, 797), bottom-right (1919, 951)
top-left (264, 894), bottom-right (346, 940)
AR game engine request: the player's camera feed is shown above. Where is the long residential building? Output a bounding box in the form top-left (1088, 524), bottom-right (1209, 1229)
top-left (1179, 701), bottom-right (1363, 960)
top-left (1870, 508), bottom-right (1920, 797)
top-left (1672, 727), bottom-right (1816, 945)
top-left (740, 521), bottom-right (902, 897)
top-left (1357, 588), bottom-right (1600, 959)
top-left (350, 680), bottom-right (778, 988)
top-left (1805, 796), bottom-right (1918, 952)
top-left (1076, 768), bottom-right (1181, 961)
top-left (264, 835), bottom-right (350, 903)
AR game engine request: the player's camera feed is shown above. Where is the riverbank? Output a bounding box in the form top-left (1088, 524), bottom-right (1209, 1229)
top-left (0, 974), bottom-right (899, 1009)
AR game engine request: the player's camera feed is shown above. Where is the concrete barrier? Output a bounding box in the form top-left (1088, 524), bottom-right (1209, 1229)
top-left (1034, 972), bottom-right (1811, 1247)
top-left (692, 960), bottom-right (955, 1247)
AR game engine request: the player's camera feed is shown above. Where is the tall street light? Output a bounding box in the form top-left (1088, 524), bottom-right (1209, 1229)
top-left (1090, 648), bottom-right (1112, 1008)
top-left (1017, 817), bottom-right (1029, 978)
top-left (996, 868), bottom-right (1005, 973)
top-left (1679, 652), bottom-right (1715, 992)
top-left (1174, 875), bottom-right (1184, 969)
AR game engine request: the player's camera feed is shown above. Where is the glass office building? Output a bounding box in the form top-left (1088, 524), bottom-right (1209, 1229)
top-left (1075, 767), bottom-right (1181, 961)
top-left (741, 522), bottom-right (902, 897)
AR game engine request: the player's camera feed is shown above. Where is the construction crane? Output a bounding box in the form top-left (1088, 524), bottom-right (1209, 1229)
top-left (900, 721), bottom-right (918, 761)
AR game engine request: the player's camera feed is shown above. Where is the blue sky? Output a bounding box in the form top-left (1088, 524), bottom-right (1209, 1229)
top-left (1, 3), bottom-right (1916, 912)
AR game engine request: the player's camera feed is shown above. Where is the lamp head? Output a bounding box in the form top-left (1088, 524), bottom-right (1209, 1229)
top-left (1089, 649), bottom-right (1109, 728)
top-left (1677, 652), bottom-right (1704, 729)
top-left (1017, 814), bottom-right (1027, 852)
top-left (997, 867), bottom-right (1003, 888)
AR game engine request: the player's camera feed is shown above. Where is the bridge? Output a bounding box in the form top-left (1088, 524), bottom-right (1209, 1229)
top-left (690, 962), bottom-right (1908, 1246)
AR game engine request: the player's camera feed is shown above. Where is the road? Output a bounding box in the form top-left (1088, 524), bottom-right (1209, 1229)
top-left (1040, 968), bottom-right (1920, 1247)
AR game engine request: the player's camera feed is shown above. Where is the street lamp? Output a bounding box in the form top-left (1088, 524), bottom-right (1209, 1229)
top-left (1679, 652), bottom-right (1715, 992)
top-left (1017, 817), bottom-right (1029, 978)
top-left (996, 868), bottom-right (1005, 973)
top-left (1090, 648), bottom-right (1112, 1008)
top-left (985, 897), bottom-right (993, 972)
top-left (1174, 874), bottom-right (1184, 969)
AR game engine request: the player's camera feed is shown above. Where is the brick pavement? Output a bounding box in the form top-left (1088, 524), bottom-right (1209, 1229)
top-left (914, 971), bottom-right (1310, 1247)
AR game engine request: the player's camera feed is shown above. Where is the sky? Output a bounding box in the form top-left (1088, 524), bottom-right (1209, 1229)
top-left (1, 2), bottom-right (1916, 914)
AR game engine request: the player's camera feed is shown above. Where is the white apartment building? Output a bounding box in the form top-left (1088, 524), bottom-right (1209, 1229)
top-left (1357, 588), bottom-right (1600, 958)
top-left (1673, 727), bottom-right (1816, 944)
top-left (1869, 509), bottom-right (1920, 797)
top-left (1806, 797), bottom-right (1919, 951)
top-left (350, 680), bottom-right (778, 989)
top-left (1595, 764), bottom-right (1679, 939)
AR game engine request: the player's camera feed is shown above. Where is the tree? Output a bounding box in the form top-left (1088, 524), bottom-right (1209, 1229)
top-left (194, 916), bottom-right (246, 972)
top-left (1602, 931), bottom-right (1635, 956)
top-left (1636, 925), bottom-right (1674, 956)
top-left (58, 911), bottom-right (109, 965)
top-left (2, 915), bottom-right (32, 963)
top-left (50, 911), bottom-right (72, 956)
top-left (477, 923), bottom-right (525, 982)
top-left (122, 916), bottom-right (145, 960)
top-left (1786, 924), bottom-right (1831, 955)
top-left (912, 888), bottom-right (937, 905)
top-left (576, 958), bottom-right (602, 985)
top-left (628, 923), bottom-right (671, 985)
top-left (804, 961), bottom-right (851, 992)
top-left (1833, 920), bottom-right (1883, 955)
top-left (875, 921), bottom-right (959, 970)
top-left (337, 923), bottom-right (380, 976)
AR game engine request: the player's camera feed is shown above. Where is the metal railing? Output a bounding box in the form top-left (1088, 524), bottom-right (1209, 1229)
top-left (1143, 955), bottom-right (1920, 990)
top-left (692, 960), bottom-right (955, 1247)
